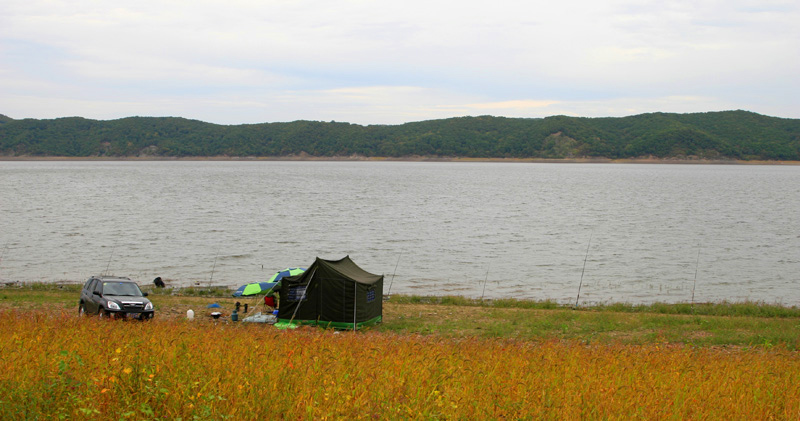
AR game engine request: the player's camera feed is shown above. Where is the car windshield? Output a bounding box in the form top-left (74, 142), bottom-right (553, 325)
top-left (102, 282), bottom-right (143, 297)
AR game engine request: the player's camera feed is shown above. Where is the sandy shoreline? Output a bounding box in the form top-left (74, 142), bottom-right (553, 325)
top-left (2, 155), bottom-right (799, 165)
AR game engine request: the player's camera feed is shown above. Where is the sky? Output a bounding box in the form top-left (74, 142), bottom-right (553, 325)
top-left (1, 0), bottom-right (798, 126)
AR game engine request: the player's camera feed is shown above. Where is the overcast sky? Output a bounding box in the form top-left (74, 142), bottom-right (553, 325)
top-left (1, 0), bottom-right (798, 125)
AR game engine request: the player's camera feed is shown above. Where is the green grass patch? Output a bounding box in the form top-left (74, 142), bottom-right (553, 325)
top-left (388, 294), bottom-right (800, 318)
top-left (141, 285), bottom-right (233, 297)
top-left (4, 285), bottom-right (800, 349)
top-left (380, 298), bottom-right (800, 349)
top-left (594, 300), bottom-right (800, 318)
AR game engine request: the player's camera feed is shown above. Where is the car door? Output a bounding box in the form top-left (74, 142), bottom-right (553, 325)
top-left (81, 279), bottom-right (96, 312)
top-left (93, 280), bottom-right (106, 313)
top-left (88, 279), bottom-right (102, 313)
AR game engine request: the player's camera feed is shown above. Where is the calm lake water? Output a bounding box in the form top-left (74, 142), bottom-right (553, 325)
top-left (1, 160), bottom-right (798, 305)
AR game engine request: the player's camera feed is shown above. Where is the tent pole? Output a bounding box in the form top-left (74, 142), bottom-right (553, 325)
top-left (353, 281), bottom-right (357, 332)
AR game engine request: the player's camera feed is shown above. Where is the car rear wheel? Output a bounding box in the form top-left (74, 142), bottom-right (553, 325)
top-left (78, 303), bottom-right (86, 317)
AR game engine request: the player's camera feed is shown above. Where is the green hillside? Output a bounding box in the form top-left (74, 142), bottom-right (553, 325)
top-left (1, 111), bottom-right (798, 160)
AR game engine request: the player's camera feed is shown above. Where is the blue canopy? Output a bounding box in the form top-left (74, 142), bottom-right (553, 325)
top-left (266, 267), bottom-right (306, 283)
top-left (232, 282), bottom-right (279, 297)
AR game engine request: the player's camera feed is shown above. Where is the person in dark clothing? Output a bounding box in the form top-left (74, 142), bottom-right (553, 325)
top-left (153, 277), bottom-right (165, 288)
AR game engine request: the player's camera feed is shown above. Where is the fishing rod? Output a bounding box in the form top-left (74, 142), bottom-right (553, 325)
top-left (208, 247), bottom-right (220, 287)
top-left (480, 267), bottom-right (490, 301)
top-left (574, 233), bottom-right (592, 308)
top-left (103, 245), bottom-right (116, 276)
top-left (691, 246), bottom-right (701, 309)
top-left (386, 253), bottom-right (402, 296)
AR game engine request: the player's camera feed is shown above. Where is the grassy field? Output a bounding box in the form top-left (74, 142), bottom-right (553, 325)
top-left (4, 283), bottom-right (800, 348)
top-left (2, 283), bottom-right (800, 419)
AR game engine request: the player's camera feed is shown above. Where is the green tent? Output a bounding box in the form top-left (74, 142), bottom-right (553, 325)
top-left (275, 256), bottom-right (383, 330)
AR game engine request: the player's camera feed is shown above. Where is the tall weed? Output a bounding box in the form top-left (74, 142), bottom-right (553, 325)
top-left (1, 309), bottom-right (799, 419)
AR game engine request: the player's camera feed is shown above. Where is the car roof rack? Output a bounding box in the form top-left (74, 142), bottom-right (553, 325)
top-left (94, 275), bottom-right (133, 281)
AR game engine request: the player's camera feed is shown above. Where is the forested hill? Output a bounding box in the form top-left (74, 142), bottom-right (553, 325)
top-left (1, 110), bottom-right (799, 160)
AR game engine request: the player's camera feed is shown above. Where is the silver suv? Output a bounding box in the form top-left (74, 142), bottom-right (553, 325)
top-left (78, 276), bottom-right (154, 320)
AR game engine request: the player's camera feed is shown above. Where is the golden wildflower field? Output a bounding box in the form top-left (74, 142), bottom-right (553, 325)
top-left (1, 309), bottom-right (799, 420)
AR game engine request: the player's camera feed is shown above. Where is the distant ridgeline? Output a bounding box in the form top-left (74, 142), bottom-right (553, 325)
top-left (1, 111), bottom-right (799, 160)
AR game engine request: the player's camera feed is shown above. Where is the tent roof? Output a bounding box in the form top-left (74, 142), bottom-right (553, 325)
top-left (308, 255), bottom-right (382, 284)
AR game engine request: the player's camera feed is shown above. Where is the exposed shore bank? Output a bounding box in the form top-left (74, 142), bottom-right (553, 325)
top-left (2, 155), bottom-right (800, 165)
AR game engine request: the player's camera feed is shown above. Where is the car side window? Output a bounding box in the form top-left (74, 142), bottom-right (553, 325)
top-left (93, 280), bottom-right (103, 294)
top-left (83, 278), bottom-right (94, 290)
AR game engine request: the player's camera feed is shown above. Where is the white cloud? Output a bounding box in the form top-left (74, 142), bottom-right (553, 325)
top-left (1, 0), bottom-right (798, 124)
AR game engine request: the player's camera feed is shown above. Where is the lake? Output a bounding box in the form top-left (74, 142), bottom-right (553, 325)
top-left (1, 160), bottom-right (798, 305)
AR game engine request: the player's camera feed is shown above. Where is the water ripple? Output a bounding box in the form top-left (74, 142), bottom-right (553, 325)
top-left (1, 161), bottom-right (798, 304)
